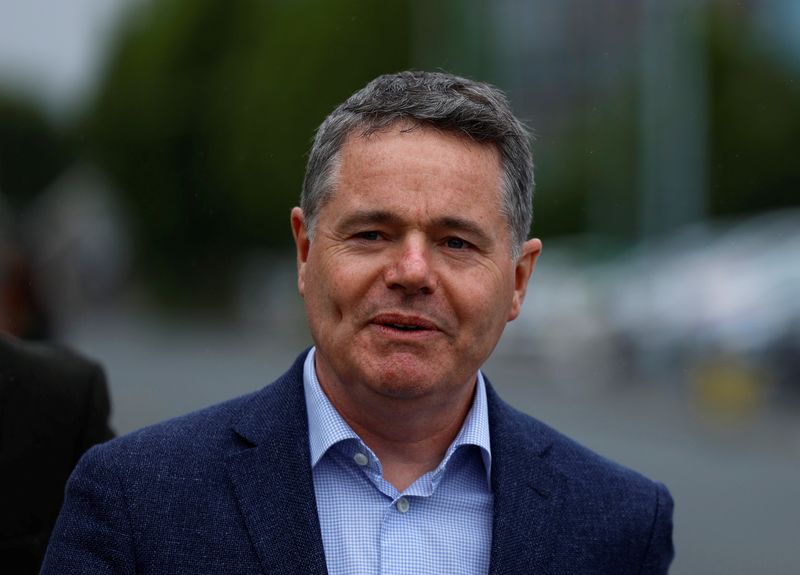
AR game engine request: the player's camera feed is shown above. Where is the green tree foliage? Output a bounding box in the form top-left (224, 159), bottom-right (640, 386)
top-left (534, 86), bottom-right (639, 244)
top-left (532, 3), bottom-right (800, 246)
top-left (707, 6), bottom-right (800, 216)
top-left (0, 92), bottom-right (70, 210)
top-left (83, 0), bottom-right (412, 307)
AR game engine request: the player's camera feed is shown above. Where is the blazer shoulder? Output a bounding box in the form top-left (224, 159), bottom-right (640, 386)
top-left (488, 386), bottom-right (674, 571)
top-left (488, 384), bottom-right (670, 506)
top-left (93, 390), bottom-right (257, 467)
top-left (91, 350), bottom-right (309, 474)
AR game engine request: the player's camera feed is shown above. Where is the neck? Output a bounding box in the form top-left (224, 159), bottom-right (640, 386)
top-left (318, 373), bottom-right (477, 493)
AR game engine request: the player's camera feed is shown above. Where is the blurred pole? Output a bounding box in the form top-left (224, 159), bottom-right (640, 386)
top-left (638, 0), bottom-right (708, 238)
top-left (637, 0), bottom-right (709, 389)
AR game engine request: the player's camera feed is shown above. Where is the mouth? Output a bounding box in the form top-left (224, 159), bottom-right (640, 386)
top-left (371, 313), bottom-right (439, 334)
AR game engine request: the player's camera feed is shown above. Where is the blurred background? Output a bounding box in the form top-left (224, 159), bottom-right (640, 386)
top-left (1, 0), bottom-right (798, 572)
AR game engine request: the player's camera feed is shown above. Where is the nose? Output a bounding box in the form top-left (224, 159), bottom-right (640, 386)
top-left (384, 235), bottom-right (437, 295)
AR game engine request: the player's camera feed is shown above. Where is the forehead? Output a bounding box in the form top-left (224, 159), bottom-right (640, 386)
top-left (327, 125), bottom-right (504, 220)
top-left (343, 122), bottom-right (501, 173)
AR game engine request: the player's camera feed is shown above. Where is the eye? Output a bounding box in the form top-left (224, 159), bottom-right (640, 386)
top-left (444, 237), bottom-right (470, 250)
top-left (356, 231), bottom-right (381, 241)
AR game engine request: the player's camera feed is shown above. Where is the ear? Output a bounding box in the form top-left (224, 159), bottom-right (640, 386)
top-left (508, 238), bottom-right (542, 321)
top-left (291, 207), bottom-right (310, 296)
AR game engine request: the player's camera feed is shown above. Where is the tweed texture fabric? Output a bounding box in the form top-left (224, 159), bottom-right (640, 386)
top-left (42, 350), bottom-right (674, 574)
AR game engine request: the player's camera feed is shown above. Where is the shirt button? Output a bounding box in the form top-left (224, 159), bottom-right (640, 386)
top-left (354, 452), bottom-right (369, 466)
top-left (396, 497), bottom-right (410, 513)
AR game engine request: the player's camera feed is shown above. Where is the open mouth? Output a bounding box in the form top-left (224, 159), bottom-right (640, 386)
top-left (384, 323), bottom-right (425, 331)
top-left (372, 314), bottom-right (437, 333)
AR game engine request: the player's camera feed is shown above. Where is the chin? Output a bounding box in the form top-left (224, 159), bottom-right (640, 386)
top-left (360, 357), bottom-right (453, 399)
top-left (372, 382), bottom-right (430, 401)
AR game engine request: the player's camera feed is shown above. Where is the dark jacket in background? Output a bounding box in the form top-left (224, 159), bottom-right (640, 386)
top-left (0, 333), bottom-right (113, 574)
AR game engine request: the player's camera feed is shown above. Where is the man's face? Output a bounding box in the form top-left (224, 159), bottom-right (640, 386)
top-left (292, 125), bottom-right (540, 410)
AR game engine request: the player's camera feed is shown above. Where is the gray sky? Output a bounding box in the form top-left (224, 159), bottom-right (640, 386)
top-left (0, 0), bottom-right (135, 117)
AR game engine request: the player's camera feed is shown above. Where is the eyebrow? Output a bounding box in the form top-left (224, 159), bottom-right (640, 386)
top-left (336, 210), bottom-right (493, 246)
top-left (435, 216), bottom-right (493, 246)
top-left (337, 210), bottom-right (403, 231)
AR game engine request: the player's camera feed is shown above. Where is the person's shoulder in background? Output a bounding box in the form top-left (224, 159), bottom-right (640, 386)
top-left (0, 333), bottom-right (114, 574)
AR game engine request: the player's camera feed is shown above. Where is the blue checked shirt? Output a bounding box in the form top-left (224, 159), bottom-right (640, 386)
top-left (303, 348), bottom-right (494, 575)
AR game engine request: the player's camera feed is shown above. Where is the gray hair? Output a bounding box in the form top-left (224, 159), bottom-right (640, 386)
top-left (301, 70), bottom-right (534, 258)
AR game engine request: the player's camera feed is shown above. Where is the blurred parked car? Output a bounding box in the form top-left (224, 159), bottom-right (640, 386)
top-left (501, 209), bottom-right (800, 409)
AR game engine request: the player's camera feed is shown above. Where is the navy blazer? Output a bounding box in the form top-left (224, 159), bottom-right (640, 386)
top-left (42, 351), bottom-right (673, 574)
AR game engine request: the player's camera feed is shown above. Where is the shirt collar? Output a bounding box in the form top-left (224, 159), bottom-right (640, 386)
top-left (302, 347), bottom-right (492, 483)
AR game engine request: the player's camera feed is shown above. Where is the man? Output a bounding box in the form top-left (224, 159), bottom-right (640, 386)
top-left (43, 71), bottom-right (674, 574)
top-left (0, 333), bottom-right (113, 573)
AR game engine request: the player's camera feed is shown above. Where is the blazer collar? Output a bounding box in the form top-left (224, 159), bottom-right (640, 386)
top-left (226, 350), bottom-right (329, 575)
top-left (485, 379), bottom-right (566, 575)
top-left (226, 355), bottom-right (565, 575)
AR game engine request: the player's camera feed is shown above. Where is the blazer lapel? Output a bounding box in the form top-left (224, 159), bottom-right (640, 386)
top-left (225, 353), bottom-right (328, 575)
top-left (486, 382), bottom-right (567, 575)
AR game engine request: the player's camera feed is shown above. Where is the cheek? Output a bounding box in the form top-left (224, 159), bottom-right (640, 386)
top-left (302, 258), bottom-right (337, 315)
top-left (310, 258), bottom-right (383, 319)
top-left (455, 273), bottom-right (514, 330)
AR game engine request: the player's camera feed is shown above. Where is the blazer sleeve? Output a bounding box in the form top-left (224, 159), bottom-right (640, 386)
top-left (638, 482), bottom-right (675, 575)
top-left (40, 445), bottom-right (135, 575)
